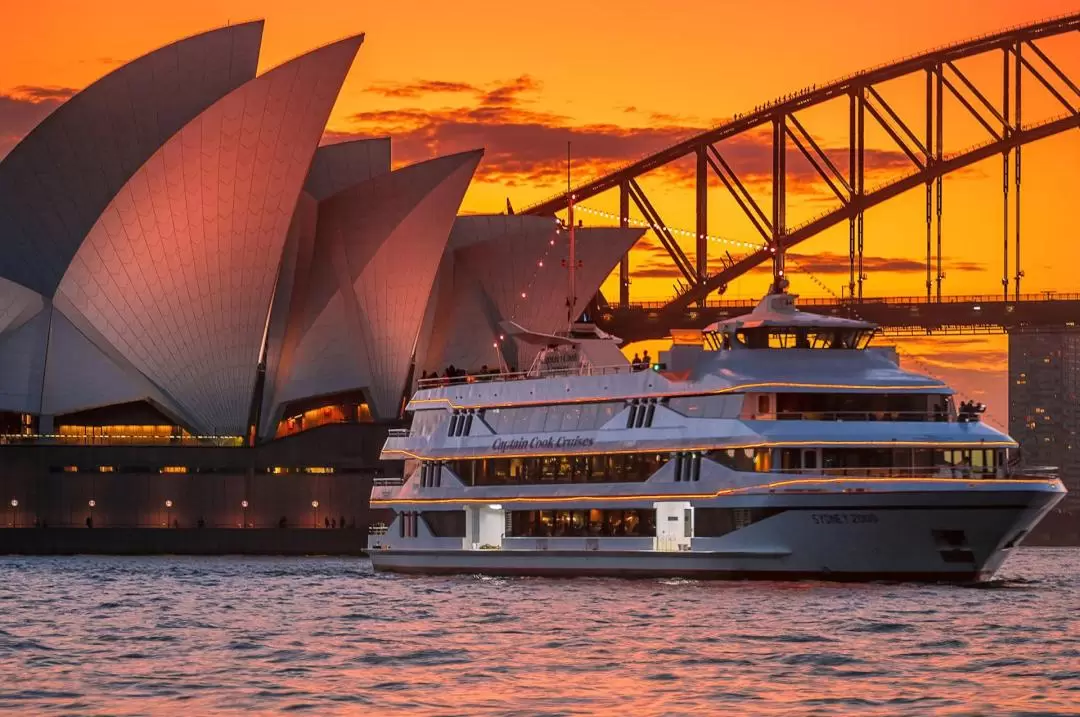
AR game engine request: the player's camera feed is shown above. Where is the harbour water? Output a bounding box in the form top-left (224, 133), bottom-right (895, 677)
top-left (0, 549), bottom-right (1076, 715)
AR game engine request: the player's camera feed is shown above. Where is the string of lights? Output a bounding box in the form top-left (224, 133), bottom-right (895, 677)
top-left (572, 204), bottom-right (768, 252)
top-left (482, 225), bottom-right (567, 371)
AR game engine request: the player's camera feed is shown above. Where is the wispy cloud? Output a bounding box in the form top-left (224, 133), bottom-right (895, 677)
top-left (0, 86), bottom-right (76, 159)
top-left (630, 242), bottom-right (985, 280)
top-left (333, 76), bottom-right (917, 193)
top-left (366, 79), bottom-right (481, 99)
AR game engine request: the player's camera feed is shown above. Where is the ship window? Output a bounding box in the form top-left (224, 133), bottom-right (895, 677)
top-left (773, 393), bottom-right (948, 421)
top-left (409, 410), bottom-right (445, 438)
top-left (705, 449), bottom-right (755, 472)
top-left (420, 511), bottom-right (466, 538)
top-left (667, 395), bottom-right (737, 419)
top-left (526, 408), bottom-right (548, 433)
top-left (484, 402), bottom-right (623, 434)
top-left (508, 509), bottom-right (656, 537)
top-left (735, 328), bottom-right (875, 350)
top-left (510, 409), bottom-right (531, 434)
top-left (447, 452), bottom-right (668, 486)
top-left (753, 448), bottom-right (772, 472)
top-left (399, 511), bottom-right (420, 538)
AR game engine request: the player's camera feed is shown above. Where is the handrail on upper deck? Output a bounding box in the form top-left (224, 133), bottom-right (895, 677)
top-left (767, 410), bottom-right (957, 422)
top-left (772, 466), bottom-right (1056, 480)
top-left (417, 363), bottom-right (655, 389)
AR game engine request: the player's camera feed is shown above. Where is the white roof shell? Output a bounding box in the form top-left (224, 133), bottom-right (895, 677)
top-left (420, 215), bottom-right (642, 373)
top-left (260, 149), bottom-right (482, 433)
top-left (53, 35), bottom-right (364, 433)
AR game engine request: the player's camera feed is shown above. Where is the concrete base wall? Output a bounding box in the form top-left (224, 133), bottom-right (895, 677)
top-left (0, 422), bottom-right (396, 523)
top-left (0, 472), bottom-right (380, 530)
top-left (0, 528), bottom-right (369, 556)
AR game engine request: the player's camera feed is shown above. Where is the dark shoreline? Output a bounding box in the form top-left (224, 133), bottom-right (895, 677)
top-left (0, 527), bottom-right (369, 556)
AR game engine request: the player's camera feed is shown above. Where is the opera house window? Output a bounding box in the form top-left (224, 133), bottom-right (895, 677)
top-left (274, 391), bottom-right (374, 438)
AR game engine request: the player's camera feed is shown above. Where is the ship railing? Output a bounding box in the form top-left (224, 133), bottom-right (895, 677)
top-left (767, 410), bottom-right (953, 422)
top-left (771, 466), bottom-right (1056, 480)
top-left (416, 363), bottom-right (644, 389)
top-left (373, 476), bottom-right (404, 487)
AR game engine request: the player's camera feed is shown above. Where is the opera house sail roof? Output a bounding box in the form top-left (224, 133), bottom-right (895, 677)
top-left (0, 22), bottom-right (640, 442)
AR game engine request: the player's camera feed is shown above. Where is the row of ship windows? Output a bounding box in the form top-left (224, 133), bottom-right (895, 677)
top-left (399, 508), bottom-right (782, 538)
top-left (419, 446), bottom-right (1008, 486)
top-left (408, 395), bottom-right (740, 438)
top-left (445, 454), bottom-right (670, 486)
top-left (411, 393), bottom-right (957, 439)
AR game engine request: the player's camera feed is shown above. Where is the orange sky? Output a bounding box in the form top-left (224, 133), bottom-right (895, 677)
top-left (1, 0), bottom-right (1078, 427)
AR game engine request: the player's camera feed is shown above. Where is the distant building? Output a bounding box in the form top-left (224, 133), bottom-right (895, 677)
top-left (1008, 331), bottom-right (1080, 544)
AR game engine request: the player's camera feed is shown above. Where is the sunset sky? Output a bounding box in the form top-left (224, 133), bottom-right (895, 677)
top-left (1, 0), bottom-right (1078, 426)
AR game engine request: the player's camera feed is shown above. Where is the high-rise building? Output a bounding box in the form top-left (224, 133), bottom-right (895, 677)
top-left (1008, 331), bottom-right (1080, 543)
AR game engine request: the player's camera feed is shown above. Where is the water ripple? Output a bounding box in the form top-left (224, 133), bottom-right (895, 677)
top-left (0, 549), bottom-right (1076, 715)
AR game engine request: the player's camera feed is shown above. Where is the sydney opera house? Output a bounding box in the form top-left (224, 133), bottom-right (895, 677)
top-left (0, 22), bottom-right (641, 544)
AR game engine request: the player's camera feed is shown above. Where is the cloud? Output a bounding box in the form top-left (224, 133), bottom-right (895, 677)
top-left (366, 79), bottom-right (480, 98)
top-left (0, 86), bottom-right (75, 159)
top-left (785, 251), bottom-right (985, 276)
top-left (334, 75), bottom-right (918, 192)
top-left (11, 85), bottom-right (78, 101)
top-left (630, 244), bottom-right (986, 280)
top-left (333, 76), bottom-right (696, 187)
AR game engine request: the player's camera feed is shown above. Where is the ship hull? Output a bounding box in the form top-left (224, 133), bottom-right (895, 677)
top-left (370, 488), bottom-right (1063, 582)
top-left (370, 551), bottom-right (992, 582)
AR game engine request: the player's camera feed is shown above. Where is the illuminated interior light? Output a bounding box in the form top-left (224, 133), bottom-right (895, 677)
top-left (372, 476), bottom-right (1060, 507)
top-left (383, 438), bottom-right (1016, 462)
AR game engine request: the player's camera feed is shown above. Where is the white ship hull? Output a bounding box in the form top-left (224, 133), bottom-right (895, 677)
top-left (370, 487), bottom-right (1062, 582)
top-left (373, 291), bottom-right (1068, 584)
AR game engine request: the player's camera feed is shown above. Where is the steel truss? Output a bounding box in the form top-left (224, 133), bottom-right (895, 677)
top-left (524, 13), bottom-right (1080, 317)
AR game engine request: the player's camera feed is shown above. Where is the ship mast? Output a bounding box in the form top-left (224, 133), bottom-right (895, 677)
top-left (566, 141), bottom-right (576, 331)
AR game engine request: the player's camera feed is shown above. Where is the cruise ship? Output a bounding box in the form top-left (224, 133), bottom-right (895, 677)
top-left (368, 287), bottom-right (1065, 581)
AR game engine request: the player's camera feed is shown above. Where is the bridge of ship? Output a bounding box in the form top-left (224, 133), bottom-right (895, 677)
top-left (521, 13), bottom-right (1080, 342)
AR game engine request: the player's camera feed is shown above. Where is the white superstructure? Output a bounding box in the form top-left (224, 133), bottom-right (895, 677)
top-left (368, 289), bottom-right (1065, 581)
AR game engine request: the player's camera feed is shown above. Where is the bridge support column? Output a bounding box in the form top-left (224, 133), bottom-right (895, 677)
top-left (1003, 46), bottom-right (1011, 303)
top-left (849, 92), bottom-right (857, 301)
top-left (619, 181), bottom-right (630, 306)
top-left (857, 87), bottom-right (865, 302)
top-left (925, 68), bottom-right (934, 302)
top-left (772, 115), bottom-right (787, 289)
top-left (1014, 40), bottom-right (1023, 301)
top-left (695, 146), bottom-right (708, 304)
top-left (935, 64), bottom-right (944, 302)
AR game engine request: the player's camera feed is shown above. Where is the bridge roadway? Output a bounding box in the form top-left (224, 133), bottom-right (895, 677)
top-left (593, 293), bottom-right (1080, 343)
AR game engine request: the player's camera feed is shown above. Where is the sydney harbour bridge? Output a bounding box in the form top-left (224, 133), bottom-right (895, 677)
top-left (523, 12), bottom-right (1080, 343)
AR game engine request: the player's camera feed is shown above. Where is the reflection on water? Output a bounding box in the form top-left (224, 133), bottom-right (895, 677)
top-left (0, 549), bottom-right (1077, 715)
